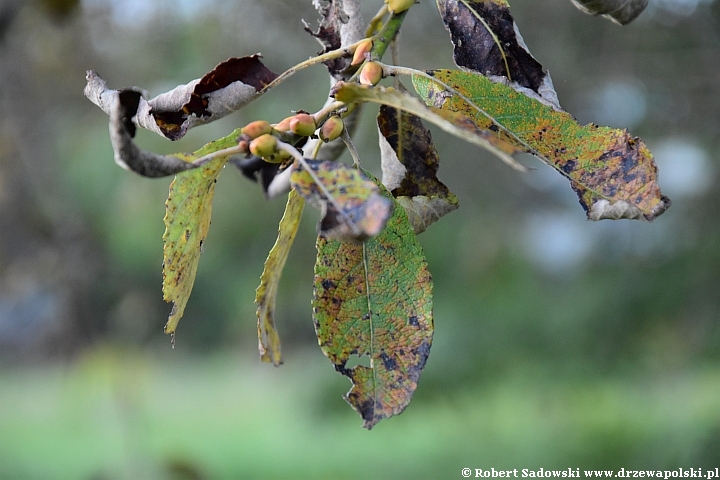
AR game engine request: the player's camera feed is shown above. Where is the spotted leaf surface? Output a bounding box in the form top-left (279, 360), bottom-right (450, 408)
top-left (162, 129), bottom-right (240, 336)
top-left (255, 190), bottom-right (305, 366)
top-left (333, 82), bottom-right (525, 170)
top-left (313, 185), bottom-right (433, 429)
top-left (291, 160), bottom-right (393, 242)
top-left (413, 70), bottom-right (670, 220)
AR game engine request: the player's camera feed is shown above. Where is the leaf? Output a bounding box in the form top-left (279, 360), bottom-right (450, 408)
top-left (304, 0), bottom-right (364, 80)
top-left (84, 55), bottom-right (278, 141)
top-left (570, 0), bottom-right (649, 25)
top-left (162, 130), bottom-right (241, 335)
top-left (255, 190), bottom-right (305, 366)
top-left (332, 82), bottom-right (526, 170)
top-left (413, 70), bottom-right (671, 220)
top-left (436, 0), bottom-right (558, 106)
top-left (290, 160), bottom-right (393, 242)
top-left (377, 103), bottom-right (458, 234)
top-left (313, 184), bottom-right (433, 429)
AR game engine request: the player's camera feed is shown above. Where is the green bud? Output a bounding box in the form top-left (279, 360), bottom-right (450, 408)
top-left (240, 120), bottom-right (272, 139)
top-left (359, 61), bottom-right (383, 86)
top-left (273, 116), bottom-right (293, 133)
top-left (351, 39), bottom-right (373, 66)
top-left (289, 113), bottom-right (317, 137)
top-left (386, 0), bottom-right (414, 14)
top-left (319, 115), bottom-right (345, 143)
top-left (249, 134), bottom-right (278, 158)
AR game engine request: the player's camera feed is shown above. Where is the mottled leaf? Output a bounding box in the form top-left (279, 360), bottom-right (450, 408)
top-left (84, 55), bottom-right (277, 141)
top-left (413, 70), bottom-right (670, 220)
top-left (437, 0), bottom-right (558, 106)
top-left (255, 190), bottom-right (305, 366)
top-left (162, 130), bottom-right (242, 335)
top-left (290, 160), bottom-right (393, 242)
top-left (313, 185), bottom-right (433, 429)
top-left (378, 103), bottom-right (458, 234)
top-left (333, 82), bottom-right (526, 170)
top-left (570, 0), bottom-right (649, 24)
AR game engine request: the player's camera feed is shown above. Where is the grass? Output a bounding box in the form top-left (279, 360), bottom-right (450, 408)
top-left (1, 346), bottom-right (720, 479)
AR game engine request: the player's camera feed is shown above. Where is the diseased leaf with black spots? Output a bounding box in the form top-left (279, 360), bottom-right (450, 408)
top-left (290, 160), bottom-right (393, 242)
top-left (436, 0), bottom-right (557, 105)
top-left (570, 0), bottom-right (649, 25)
top-left (162, 129), bottom-right (242, 336)
top-left (377, 102), bottom-right (458, 234)
top-left (333, 82), bottom-right (526, 170)
top-left (255, 190), bottom-right (305, 366)
top-left (313, 182), bottom-right (433, 429)
top-left (84, 55), bottom-right (277, 141)
top-left (413, 70), bottom-right (671, 220)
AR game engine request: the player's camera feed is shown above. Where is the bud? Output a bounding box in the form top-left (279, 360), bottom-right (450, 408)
top-left (263, 148), bottom-right (291, 164)
top-left (273, 116), bottom-right (293, 133)
top-left (240, 120), bottom-right (272, 139)
top-left (386, 0), bottom-right (414, 14)
top-left (319, 115), bottom-right (344, 143)
top-left (289, 113), bottom-right (317, 137)
top-left (351, 39), bottom-right (373, 66)
top-left (359, 61), bottom-right (383, 86)
top-left (249, 134), bottom-right (278, 159)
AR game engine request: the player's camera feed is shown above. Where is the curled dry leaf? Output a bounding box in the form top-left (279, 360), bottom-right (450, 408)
top-left (378, 103), bottom-right (459, 234)
top-left (305, 0), bottom-right (365, 79)
top-left (570, 0), bottom-right (649, 25)
top-left (437, 0), bottom-right (560, 107)
top-left (106, 90), bottom-right (196, 177)
top-left (255, 190), bottom-right (305, 366)
top-left (84, 55), bottom-right (278, 141)
top-left (290, 160), bottom-right (393, 242)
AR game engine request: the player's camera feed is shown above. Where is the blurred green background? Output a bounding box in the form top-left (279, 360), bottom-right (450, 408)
top-left (2, 0), bottom-right (720, 478)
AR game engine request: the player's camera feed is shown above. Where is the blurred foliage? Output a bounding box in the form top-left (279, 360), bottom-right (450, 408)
top-left (1, 0), bottom-right (720, 476)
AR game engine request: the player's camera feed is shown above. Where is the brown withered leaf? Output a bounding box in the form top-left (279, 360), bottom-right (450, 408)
top-left (106, 89), bottom-right (196, 177)
top-left (570, 0), bottom-right (649, 25)
top-left (436, 0), bottom-right (560, 107)
top-left (304, 0), bottom-right (364, 79)
top-left (84, 55), bottom-right (277, 141)
top-left (378, 103), bottom-right (459, 234)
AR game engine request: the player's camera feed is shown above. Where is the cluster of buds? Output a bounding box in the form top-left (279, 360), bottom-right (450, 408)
top-left (238, 112), bottom-right (345, 164)
top-left (237, 120), bottom-right (288, 164)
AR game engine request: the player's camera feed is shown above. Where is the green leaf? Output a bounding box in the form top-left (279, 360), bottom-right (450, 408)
top-left (313, 182), bottom-right (433, 429)
top-left (255, 190), bottom-right (305, 366)
top-left (332, 82), bottom-right (526, 170)
top-left (412, 70), bottom-right (671, 221)
top-left (377, 102), bottom-right (459, 234)
top-left (162, 129), bottom-right (241, 336)
top-left (290, 159), bottom-right (393, 242)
